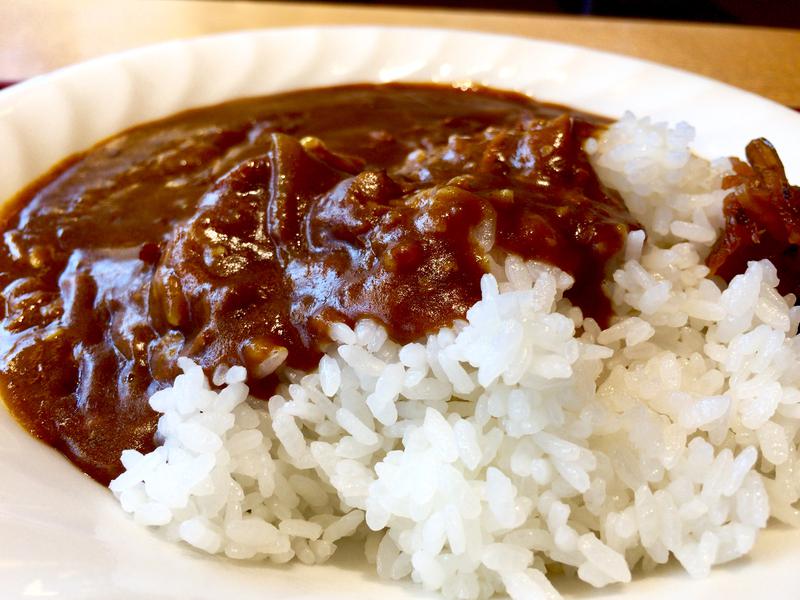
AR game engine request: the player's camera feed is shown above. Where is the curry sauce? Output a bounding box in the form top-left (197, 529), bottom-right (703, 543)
top-left (0, 84), bottom-right (636, 482)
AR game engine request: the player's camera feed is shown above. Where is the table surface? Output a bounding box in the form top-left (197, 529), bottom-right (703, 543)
top-left (2, 0), bottom-right (799, 107)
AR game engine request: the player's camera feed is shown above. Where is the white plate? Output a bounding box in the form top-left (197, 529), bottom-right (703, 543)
top-left (1, 26), bottom-right (800, 600)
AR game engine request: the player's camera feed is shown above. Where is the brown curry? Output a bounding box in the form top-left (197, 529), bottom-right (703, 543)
top-left (0, 83), bottom-right (637, 483)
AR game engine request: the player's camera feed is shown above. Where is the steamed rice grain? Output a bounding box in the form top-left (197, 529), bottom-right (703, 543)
top-left (110, 113), bottom-right (797, 599)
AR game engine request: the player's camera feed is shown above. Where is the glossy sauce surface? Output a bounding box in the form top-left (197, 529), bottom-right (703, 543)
top-left (0, 84), bottom-right (635, 482)
top-left (707, 138), bottom-right (800, 294)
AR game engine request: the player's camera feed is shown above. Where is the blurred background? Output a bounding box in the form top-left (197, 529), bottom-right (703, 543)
top-left (314, 0), bottom-right (800, 27)
top-left (2, 0), bottom-right (798, 106)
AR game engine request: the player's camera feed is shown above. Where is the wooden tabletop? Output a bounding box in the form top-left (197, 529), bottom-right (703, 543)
top-left (2, 0), bottom-right (799, 107)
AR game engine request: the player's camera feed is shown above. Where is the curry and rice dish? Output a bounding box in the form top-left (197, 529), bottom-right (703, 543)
top-left (1, 83), bottom-right (800, 599)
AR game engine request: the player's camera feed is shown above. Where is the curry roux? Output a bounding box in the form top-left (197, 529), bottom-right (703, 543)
top-left (0, 84), bottom-right (636, 483)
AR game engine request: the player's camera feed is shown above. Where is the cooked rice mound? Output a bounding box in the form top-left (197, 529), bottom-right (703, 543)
top-left (110, 113), bottom-right (800, 599)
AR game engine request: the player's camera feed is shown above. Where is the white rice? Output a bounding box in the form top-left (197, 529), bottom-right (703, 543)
top-left (110, 112), bottom-right (800, 598)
